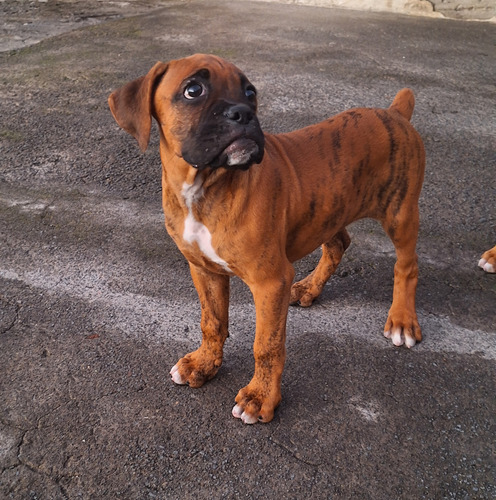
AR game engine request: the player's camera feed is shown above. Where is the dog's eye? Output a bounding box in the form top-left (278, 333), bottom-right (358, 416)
top-left (245, 86), bottom-right (257, 101)
top-left (184, 82), bottom-right (205, 100)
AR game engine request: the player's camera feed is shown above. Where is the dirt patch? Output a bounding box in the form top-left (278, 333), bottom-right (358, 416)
top-left (0, 0), bottom-right (172, 52)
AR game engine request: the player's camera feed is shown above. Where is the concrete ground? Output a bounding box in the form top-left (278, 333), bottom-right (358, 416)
top-left (1, 0), bottom-right (495, 498)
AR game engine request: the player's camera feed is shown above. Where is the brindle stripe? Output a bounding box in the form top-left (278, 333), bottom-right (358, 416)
top-left (309, 194), bottom-right (317, 220)
top-left (391, 165), bottom-right (410, 218)
top-left (286, 192), bottom-right (319, 250)
top-left (315, 129), bottom-right (327, 160)
top-left (374, 110), bottom-right (401, 212)
top-left (374, 110), bottom-right (398, 165)
top-left (331, 129), bottom-right (342, 166)
top-left (347, 110), bottom-right (363, 127)
top-left (352, 157), bottom-right (367, 188)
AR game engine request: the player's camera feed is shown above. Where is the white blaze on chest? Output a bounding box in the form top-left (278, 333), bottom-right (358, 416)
top-left (181, 180), bottom-right (231, 272)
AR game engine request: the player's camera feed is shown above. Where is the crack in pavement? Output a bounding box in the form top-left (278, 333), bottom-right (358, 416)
top-left (0, 295), bottom-right (20, 335)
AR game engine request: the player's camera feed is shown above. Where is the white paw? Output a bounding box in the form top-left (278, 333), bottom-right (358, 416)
top-left (384, 327), bottom-right (416, 348)
top-left (170, 364), bottom-right (186, 385)
top-left (478, 258), bottom-right (495, 273)
top-left (232, 404), bottom-right (258, 424)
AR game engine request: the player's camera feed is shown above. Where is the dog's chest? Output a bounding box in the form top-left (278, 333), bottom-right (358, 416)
top-left (181, 180), bottom-right (231, 272)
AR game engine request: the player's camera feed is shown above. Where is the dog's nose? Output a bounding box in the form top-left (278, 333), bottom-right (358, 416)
top-left (224, 104), bottom-right (254, 125)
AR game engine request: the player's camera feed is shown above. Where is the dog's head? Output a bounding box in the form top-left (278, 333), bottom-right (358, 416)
top-left (109, 54), bottom-right (265, 171)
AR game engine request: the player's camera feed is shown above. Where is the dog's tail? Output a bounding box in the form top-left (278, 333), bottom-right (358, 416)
top-left (389, 88), bottom-right (415, 121)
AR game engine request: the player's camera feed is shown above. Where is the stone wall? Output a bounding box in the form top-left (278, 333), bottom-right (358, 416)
top-left (252, 0), bottom-right (496, 21)
top-left (431, 0), bottom-right (495, 20)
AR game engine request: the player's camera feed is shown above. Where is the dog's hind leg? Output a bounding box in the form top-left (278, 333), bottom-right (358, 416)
top-left (382, 207), bottom-right (422, 348)
top-left (290, 228), bottom-right (351, 307)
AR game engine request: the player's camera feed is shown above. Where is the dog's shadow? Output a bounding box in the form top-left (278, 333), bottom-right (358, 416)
top-left (258, 332), bottom-right (494, 470)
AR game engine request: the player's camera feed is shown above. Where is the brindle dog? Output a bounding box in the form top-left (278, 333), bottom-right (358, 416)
top-left (109, 54), bottom-right (425, 423)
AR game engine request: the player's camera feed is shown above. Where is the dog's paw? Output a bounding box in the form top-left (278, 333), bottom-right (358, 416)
top-left (232, 403), bottom-right (260, 424)
top-left (384, 313), bottom-right (422, 348)
top-left (479, 246), bottom-right (496, 273)
top-left (383, 326), bottom-right (417, 348)
top-left (290, 278), bottom-right (321, 307)
top-left (232, 383), bottom-right (281, 424)
top-left (169, 349), bottom-right (222, 388)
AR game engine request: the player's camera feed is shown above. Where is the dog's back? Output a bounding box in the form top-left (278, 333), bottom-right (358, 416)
top-left (260, 89), bottom-right (425, 262)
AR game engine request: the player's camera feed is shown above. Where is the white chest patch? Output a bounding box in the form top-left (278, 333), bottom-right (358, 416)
top-left (181, 180), bottom-right (231, 272)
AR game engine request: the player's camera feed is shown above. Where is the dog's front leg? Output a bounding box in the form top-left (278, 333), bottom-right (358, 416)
top-left (170, 264), bottom-right (229, 387)
top-left (233, 264), bottom-right (295, 424)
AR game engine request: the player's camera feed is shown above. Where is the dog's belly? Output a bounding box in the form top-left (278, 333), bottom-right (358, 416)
top-left (283, 188), bottom-right (355, 263)
top-left (285, 218), bottom-right (346, 263)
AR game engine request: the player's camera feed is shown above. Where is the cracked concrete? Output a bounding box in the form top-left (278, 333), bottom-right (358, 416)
top-left (0, 0), bottom-right (495, 498)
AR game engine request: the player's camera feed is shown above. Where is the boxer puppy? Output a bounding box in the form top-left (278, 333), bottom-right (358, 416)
top-left (109, 54), bottom-right (425, 424)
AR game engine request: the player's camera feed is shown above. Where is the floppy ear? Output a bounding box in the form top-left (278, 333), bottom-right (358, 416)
top-left (108, 62), bottom-right (168, 152)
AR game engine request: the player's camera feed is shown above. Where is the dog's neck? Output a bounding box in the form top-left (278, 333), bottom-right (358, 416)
top-left (162, 150), bottom-right (254, 203)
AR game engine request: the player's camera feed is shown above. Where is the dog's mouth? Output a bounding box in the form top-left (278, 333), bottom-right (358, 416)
top-left (187, 134), bottom-right (265, 171)
top-left (220, 137), bottom-right (261, 168)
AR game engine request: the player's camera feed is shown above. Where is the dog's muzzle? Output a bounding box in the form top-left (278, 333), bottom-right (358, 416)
top-left (182, 103), bottom-right (265, 170)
